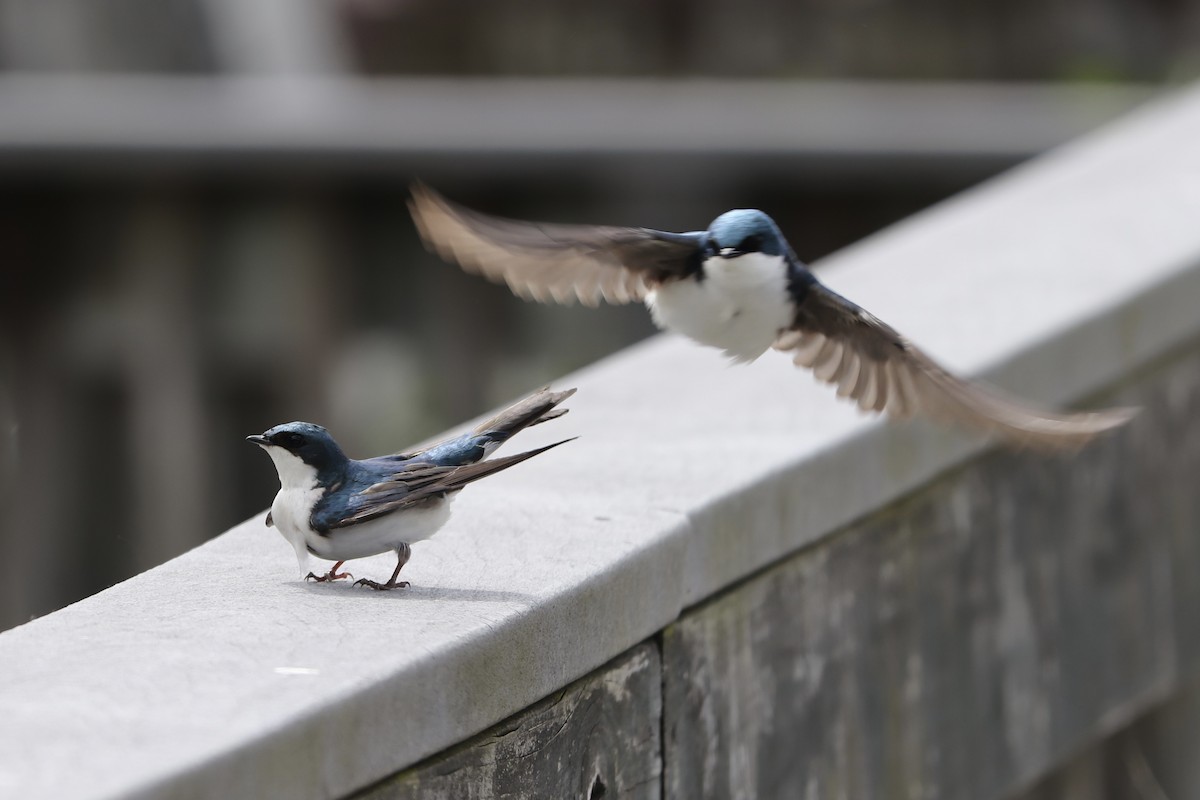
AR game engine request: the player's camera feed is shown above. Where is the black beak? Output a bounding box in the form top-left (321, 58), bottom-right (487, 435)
top-left (246, 434), bottom-right (269, 446)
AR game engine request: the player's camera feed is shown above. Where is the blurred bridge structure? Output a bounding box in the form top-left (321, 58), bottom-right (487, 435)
top-left (0, 0), bottom-right (1167, 631)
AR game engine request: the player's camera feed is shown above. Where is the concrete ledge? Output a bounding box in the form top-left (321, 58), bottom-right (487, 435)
top-left (2, 82), bottom-right (1200, 799)
top-left (664, 347), bottom-right (1200, 798)
top-left (366, 343), bottom-right (1200, 799)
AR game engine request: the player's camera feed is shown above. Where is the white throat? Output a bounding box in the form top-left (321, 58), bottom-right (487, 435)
top-left (258, 444), bottom-right (323, 573)
top-left (263, 446), bottom-right (320, 489)
top-left (646, 252), bottom-right (793, 363)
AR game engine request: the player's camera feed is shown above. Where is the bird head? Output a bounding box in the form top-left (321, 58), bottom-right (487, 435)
top-left (706, 209), bottom-right (788, 260)
top-left (247, 422), bottom-right (348, 487)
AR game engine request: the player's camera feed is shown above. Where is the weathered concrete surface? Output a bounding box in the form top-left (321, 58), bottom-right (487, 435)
top-left (357, 645), bottom-right (662, 800)
top-left (663, 345), bottom-right (1200, 800)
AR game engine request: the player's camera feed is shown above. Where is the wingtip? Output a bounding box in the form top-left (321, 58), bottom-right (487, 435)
top-left (527, 387), bottom-right (577, 426)
top-left (407, 183), bottom-right (437, 251)
top-left (1065, 404), bottom-right (1140, 434)
top-left (473, 385), bottom-right (578, 437)
top-left (1099, 405), bottom-right (1141, 426)
top-left (527, 384), bottom-right (578, 401)
top-left (408, 179), bottom-right (439, 206)
top-left (548, 385), bottom-right (579, 402)
top-left (407, 181), bottom-right (461, 251)
top-left (407, 180), bottom-right (427, 212)
top-left (408, 181), bottom-right (463, 221)
top-left (996, 403), bottom-right (1141, 453)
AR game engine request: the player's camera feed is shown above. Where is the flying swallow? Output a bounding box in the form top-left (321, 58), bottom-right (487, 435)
top-left (409, 185), bottom-right (1134, 449)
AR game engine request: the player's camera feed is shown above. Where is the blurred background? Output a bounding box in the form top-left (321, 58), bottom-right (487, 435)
top-left (0, 0), bottom-right (1196, 631)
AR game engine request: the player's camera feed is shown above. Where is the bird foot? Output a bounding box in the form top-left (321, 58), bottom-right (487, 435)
top-left (305, 570), bottom-right (354, 583)
top-left (353, 578), bottom-right (410, 591)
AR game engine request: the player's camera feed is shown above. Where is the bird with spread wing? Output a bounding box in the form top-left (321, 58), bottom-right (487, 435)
top-left (409, 184), bottom-right (1134, 450)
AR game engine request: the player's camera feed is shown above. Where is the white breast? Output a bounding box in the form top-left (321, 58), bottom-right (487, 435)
top-left (263, 445), bottom-right (456, 573)
top-left (263, 448), bottom-right (324, 573)
top-left (303, 498), bottom-right (453, 562)
top-left (646, 252), bottom-right (793, 363)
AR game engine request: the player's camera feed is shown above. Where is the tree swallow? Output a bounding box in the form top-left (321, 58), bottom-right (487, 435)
top-left (409, 185), bottom-right (1135, 450)
top-left (247, 387), bottom-right (575, 590)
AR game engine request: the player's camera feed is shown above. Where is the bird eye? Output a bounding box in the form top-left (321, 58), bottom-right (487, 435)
top-left (271, 431), bottom-right (306, 448)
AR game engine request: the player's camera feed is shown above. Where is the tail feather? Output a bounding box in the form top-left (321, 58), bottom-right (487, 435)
top-left (473, 386), bottom-right (577, 440)
top-left (391, 386), bottom-right (575, 466)
top-left (526, 407), bottom-right (569, 427)
top-left (426, 437), bottom-right (576, 498)
top-left (339, 438), bottom-right (575, 526)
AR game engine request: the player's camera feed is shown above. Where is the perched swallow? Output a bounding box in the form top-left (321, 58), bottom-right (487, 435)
top-left (248, 387), bottom-right (575, 590)
top-left (410, 185), bottom-right (1135, 450)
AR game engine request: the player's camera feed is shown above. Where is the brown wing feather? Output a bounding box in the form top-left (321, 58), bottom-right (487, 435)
top-left (409, 183), bottom-right (701, 307)
top-left (774, 283), bottom-right (1137, 450)
top-left (394, 387), bottom-right (575, 460)
top-left (330, 439), bottom-right (574, 528)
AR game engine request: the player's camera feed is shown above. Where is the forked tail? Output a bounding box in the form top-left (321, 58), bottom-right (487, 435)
top-left (473, 386), bottom-right (577, 442)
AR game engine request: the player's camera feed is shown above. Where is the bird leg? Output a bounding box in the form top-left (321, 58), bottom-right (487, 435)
top-left (305, 561), bottom-right (354, 583)
top-left (354, 543), bottom-right (412, 591)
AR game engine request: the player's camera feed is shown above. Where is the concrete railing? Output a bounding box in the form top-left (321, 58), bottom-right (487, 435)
top-left (4, 81), bottom-right (1200, 799)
